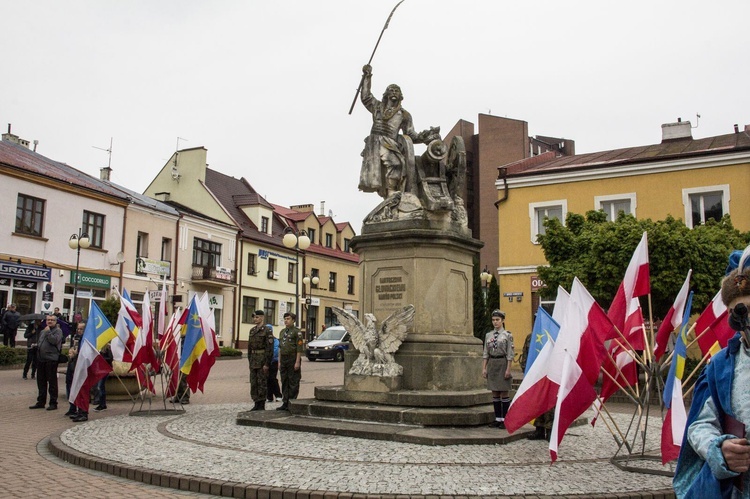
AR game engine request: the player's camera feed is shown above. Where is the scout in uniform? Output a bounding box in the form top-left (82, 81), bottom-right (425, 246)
top-left (247, 310), bottom-right (274, 411)
top-left (277, 312), bottom-right (304, 411)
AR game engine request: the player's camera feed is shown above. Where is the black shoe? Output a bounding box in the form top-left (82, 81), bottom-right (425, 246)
top-left (276, 404), bottom-right (289, 411)
top-left (69, 413), bottom-right (80, 419)
top-left (93, 405), bottom-right (107, 412)
top-left (46, 405), bottom-right (58, 411)
top-left (73, 414), bottom-right (88, 422)
top-left (527, 428), bottom-right (546, 440)
top-left (22, 375), bottom-right (27, 380)
top-left (29, 404), bottom-right (45, 409)
top-left (64, 410), bottom-right (75, 416)
top-left (31, 375), bottom-right (35, 379)
top-left (488, 420), bottom-right (502, 428)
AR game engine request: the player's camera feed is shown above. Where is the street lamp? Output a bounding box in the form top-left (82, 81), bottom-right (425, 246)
top-left (68, 229), bottom-right (91, 321)
top-left (480, 266), bottom-right (493, 304)
top-left (282, 227), bottom-right (311, 322)
top-left (302, 274), bottom-right (320, 338)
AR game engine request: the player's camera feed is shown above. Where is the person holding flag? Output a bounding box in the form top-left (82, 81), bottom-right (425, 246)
top-left (67, 302), bottom-right (117, 422)
top-left (674, 246), bottom-right (750, 497)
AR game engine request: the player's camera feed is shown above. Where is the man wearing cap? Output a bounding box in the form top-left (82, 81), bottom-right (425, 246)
top-left (674, 248), bottom-right (750, 497)
top-left (277, 312), bottom-right (304, 411)
top-left (247, 310), bottom-right (274, 411)
top-left (482, 309), bottom-right (514, 429)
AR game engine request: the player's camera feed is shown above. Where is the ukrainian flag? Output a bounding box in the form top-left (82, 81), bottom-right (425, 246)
top-left (179, 297), bottom-right (206, 375)
top-left (84, 301), bottom-right (118, 351)
top-left (663, 291), bottom-right (693, 407)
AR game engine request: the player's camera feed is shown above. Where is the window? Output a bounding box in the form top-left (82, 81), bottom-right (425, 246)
top-left (307, 228), bottom-right (316, 245)
top-left (325, 233), bottom-right (333, 248)
top-left (136, 232), bottom-right (149, 275)
top-left (683, 185), bottom-right (729, 228)
top-left (264, 299), bottom-right (277, 325)
top-left (329, 271), bottom-right (337, 292)
top-left (161, 238), bottom-right (172, 262)
top-left (595, 193), bottom-right (636, 221)
top-left (136, 232), bottom-right (149, 258)
top-left (347, 275), bottom-right (355, 295)
top-left (311, 268), bottom-right (319, 289)
top-left (260, 216), bottom-right (269, 234)
top-left (193, 237), bottom-right (222, 267)
top-left (242, 296), bottom-right (257, 324)
top-left (82, 210), bottom-right (105, 248)
top-left (15, 194), bottom-right (45, 236)
top-left (268, 258), bottom-right (277, 273)
top-left (247, 253), bottom-right (257, 275)
top-left (344, 238), bottom-right (351, 252)
top-left (288, 262), bottom-right (296, 283)
top-left (529, 200), bottom-right (567, 243)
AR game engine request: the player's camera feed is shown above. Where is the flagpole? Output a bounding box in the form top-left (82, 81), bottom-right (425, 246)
top-left (682, 349), bottom-right (711, 395)
top-left (591, 400), bottom-right (633, 453)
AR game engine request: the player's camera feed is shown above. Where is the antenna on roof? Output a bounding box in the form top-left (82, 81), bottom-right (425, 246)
top-left (92, 137), bottom-right (113, 169)
top-left (691, 113), bottom-right (701, 129)
top-left (172, 137), bottom-right (187, 182)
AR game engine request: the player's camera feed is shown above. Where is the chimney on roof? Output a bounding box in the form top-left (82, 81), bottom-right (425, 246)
top-left (2, 123), bottom-right (31, 149)
top-left (661, 118), bottom-right (692, 142)
top-left (320, 201), bottom-right (326, 216)
top-left (100, 167), bottom-right (112, 181)
top-left (734, 124), bottom-right (740, 133)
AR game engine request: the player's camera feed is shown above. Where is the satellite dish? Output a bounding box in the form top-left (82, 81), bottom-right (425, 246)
top-left (115, 251), bottom-right (126, 264)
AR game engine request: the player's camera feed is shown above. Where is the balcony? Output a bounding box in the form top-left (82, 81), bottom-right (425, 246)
top-left (191, 265), bottom-right (237, 286)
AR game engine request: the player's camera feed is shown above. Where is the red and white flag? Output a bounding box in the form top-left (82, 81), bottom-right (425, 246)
top-left (654, 270), bottom-right (692, 361)
top-left (130, 292), bottom-right (160, 387)
top-left (694, 291), bottom-right (734, 358)
top-left (185, 292), bottom-right (220, 393)
top-left (506, 278), bottom-right (613, 461)
top-left (112, 289), bottom-right (141, 362)
top-left (607, 232), bottom-right (649, 341)
top-left (159, 308), bottom-right (183, 398)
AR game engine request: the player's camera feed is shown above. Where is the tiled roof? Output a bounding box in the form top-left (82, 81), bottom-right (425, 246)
top-left (504, 129), bottom-right (750, 176)
top-left (104, 182), bottom-right (179, 216)
top-left (0, 140), bottom-right (129, 201)
top-left (162, 200), bottom-right (236, 228)
top-left (204, 168), bottom-right (286, 247)
top-left (307, 243), bottom-right (359, 263)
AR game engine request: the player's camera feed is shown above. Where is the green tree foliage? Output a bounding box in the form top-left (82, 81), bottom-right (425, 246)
top-left (98, 295), bottom-right (120, 326)
top-left (536, 212), bottom-right (749, 319)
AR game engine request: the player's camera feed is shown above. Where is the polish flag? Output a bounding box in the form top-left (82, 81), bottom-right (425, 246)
top-left (694, 291), bottom-right (734, 358)
top-left (654, 270), bottom-right (692, 361)
top-left (607, 232), bottom-right (650, 341)
top-left (159, 309), bottom-right (182, 398)
top-left (130, 292), bottom-right (160, 382)
top-left (661, 378), bottom-right (687, 463)
top-left (112, 289), bottom-right (142, 362)
top-left (506, 278), bottom-right (613, 461)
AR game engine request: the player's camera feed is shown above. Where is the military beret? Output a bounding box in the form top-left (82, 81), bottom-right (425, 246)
top-left (253, 310), bottom-right (265, 316)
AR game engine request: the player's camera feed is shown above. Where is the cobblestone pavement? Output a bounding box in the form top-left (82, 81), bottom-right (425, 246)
top-left (4, 358), bottom-right (677, 498)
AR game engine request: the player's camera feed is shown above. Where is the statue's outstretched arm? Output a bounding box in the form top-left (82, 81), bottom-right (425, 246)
top-left (361, 65), bottom-right (375, 112)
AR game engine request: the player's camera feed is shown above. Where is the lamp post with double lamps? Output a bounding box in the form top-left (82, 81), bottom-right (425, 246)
top-left (68, 229), bottom-right (91, 320)
top-left (302, 274), bottom-right (320, 339)
top-left (282, 227), bottom-right (311, 322)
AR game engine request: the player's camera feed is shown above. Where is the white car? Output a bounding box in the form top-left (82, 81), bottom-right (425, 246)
top-left (306, 326), bottom-right (350, 362)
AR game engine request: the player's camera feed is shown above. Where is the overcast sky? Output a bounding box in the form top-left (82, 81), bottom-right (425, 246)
top-left (3, 0), bottom-right (749, 230)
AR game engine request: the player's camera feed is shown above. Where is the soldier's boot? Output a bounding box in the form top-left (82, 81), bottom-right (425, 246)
top-left (257, 401), bottom-right (265, 411)
top-left (527, 427), bottom-right (546, 440)
top-left (250, 401), bottom-right (260, 411)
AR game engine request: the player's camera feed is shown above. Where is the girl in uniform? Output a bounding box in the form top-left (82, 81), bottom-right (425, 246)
top-left (482, 309), bottom-right (514, 429)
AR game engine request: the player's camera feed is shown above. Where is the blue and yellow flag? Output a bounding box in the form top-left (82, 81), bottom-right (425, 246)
top-left (179, 297), bottom-right (206, 375)
top-left (83, 301), bottom-right (118, 351)
top-left (663, 291), bottom-right (693, 408)
top-left (525, 307), bottom-right (560, 376)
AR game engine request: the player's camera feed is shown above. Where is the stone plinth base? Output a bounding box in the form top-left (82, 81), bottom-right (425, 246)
top-left (344, 374), bottom-right (402, 392)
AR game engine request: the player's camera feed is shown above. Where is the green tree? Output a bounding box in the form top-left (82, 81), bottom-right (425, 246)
top-left (536, 212), bottom-right (749, 318)
top-left (98, 295), bottom-right (120, 326)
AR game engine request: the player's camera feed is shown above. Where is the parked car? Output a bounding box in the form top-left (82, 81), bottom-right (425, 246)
top-left (306, 326), bottom-right (350, 362)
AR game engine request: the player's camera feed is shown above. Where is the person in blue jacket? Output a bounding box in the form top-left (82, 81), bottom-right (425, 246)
top-left (674, 250), bottom-right (750, 498)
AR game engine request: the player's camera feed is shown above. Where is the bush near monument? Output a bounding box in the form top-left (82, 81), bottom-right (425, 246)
top-left (536, 211), bottom-right (750, 319)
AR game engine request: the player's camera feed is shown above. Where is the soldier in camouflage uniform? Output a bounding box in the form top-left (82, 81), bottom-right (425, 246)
top-left (247, 310), bottom-right (274, 411)
top-left (277, 312), bottom-right (304, 411)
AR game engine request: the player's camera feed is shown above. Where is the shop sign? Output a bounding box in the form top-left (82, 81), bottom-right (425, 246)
top-left (0, 261), bottom-right (51, 282)
top-left (70, 271), bottom-right (111, 289)
top-left (530, 275), bottom-right (546, 291)
top-left (136, 257), bottom-right (171, 276)
top-left (13, 279), bottom-right (37, 289)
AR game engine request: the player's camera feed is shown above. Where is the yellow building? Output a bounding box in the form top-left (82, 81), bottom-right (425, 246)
top-left (496, 121), bottom-right (750, 347)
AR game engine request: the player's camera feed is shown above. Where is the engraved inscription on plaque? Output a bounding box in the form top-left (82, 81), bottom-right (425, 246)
top-left (371, 268), bottom-right (408, 318)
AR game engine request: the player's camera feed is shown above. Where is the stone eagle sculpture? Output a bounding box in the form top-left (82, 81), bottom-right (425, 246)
top-left (331, 305), bottom-right (415, 377)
